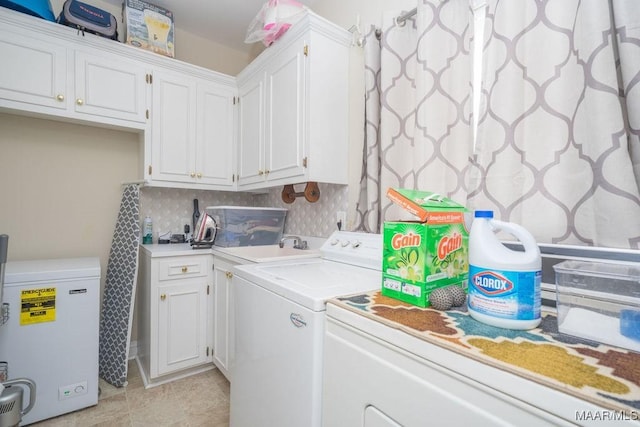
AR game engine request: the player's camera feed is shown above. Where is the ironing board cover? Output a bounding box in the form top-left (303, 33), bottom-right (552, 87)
top-left (99, 184), bottom-right (140, 387)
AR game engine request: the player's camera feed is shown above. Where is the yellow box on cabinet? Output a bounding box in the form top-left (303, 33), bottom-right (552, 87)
top-left (123, 0), bottom-right (174, 58)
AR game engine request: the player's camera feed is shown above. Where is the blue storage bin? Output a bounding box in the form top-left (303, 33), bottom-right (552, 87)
top-left (1, 0), bottom-right (55, 21)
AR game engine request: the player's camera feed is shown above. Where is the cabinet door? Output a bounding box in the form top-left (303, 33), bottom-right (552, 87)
top-left (237, 71), bottom-right (265, 187)
top-left (0, 30), bottom-right (67, 110)
top-left (157, 279), bottom-right (208, 376)
top-left (265, 40), bottom-right (306, 182)
top-left (151, 69), bottom-right (197, 183)
top-left (74, 51), bottom-right (148, 123)
top-left (196, 81), bottom-right (236, 188)
top-left (213, 259), bottom-right (234, 380)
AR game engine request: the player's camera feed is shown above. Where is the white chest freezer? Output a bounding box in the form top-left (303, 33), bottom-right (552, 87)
top-left (0, 257), bottom-right (100, 425)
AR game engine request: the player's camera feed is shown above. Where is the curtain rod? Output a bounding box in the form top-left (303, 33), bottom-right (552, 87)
top-left (396, 7), bottom-right (417, 26)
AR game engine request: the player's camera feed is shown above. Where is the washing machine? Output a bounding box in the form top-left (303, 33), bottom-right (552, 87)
top-left (229, 231), bottom-right (382, 427)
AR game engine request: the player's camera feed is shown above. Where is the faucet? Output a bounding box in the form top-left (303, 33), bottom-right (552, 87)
top-left (279, 235), bottom-right (308, 250)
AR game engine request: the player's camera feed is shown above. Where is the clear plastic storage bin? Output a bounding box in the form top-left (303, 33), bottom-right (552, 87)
top-left (206, 206), bottom-right (287, 247)
top-left (553, 260), bottom-right (640, 352)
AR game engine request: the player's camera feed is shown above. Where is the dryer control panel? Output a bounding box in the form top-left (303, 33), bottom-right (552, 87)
top-left (321, 231), bottom-right (382, 270)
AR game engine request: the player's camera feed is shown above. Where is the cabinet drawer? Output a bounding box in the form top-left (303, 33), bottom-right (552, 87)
top-left (158, 256), bottom-right (209, 281)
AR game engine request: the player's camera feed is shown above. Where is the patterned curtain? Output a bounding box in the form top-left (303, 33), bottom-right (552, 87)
top-left (468, 0), bottom-right (640, 248)
top-left (355, 0), bottom-right (640, 249)
top-left (354, 0), bottom-right (472, 232)
top-left (354, 26), bottom-right (382, 233)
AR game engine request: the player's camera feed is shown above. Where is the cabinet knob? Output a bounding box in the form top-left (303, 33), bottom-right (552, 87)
top-left (190, 172), bottom-right (196, 178)
top-left (196, 172), bottom-right (202, 178)
top-left (258, 170), bottom-right (264, 176)
top-left (76, 98), bottom-right (84, 106)
top-left (265, 170), bottom-right (270, 175)
top-left (181, 266), bottom-right (188, 273)
top-left (56, 94), bottom-right (65, 102)
top-left (160, 294), bottom-right (166, 301)
top-left (225, 271), bottom-right (233, 279)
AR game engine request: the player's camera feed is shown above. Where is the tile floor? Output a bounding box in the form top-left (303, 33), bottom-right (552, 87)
top-left (30, 361), bottom-right (230, 427)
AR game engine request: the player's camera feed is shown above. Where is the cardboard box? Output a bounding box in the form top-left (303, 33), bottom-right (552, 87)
top-left (382, 188), bottom-right (469, 307)
top-left (123, 0), bottom-right (174, 58)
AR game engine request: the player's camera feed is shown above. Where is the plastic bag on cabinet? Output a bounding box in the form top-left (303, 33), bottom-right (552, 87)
top-left (245, 0), bottom-right (307, 47)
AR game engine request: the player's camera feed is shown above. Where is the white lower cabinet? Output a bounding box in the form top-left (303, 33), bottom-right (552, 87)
top-left (137, 249), bottom-right (214, 387)
top-left (212, 256), bottom-right (236, 380)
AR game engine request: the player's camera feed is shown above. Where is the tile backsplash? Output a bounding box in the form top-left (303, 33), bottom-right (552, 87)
top-left (258, 183), bottom-right (348, 237)
top-left (139, 183), bottom-right (348, 240)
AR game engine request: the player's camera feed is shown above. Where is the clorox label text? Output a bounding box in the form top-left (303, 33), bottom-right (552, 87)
top-left (472, 271), bottom-right (513, 295)
top-left (391, 232), bottom-right (421, 250)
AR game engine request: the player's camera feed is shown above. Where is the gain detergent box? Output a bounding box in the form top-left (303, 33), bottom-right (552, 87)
top-left (382, 188), bottom-right (469, 307)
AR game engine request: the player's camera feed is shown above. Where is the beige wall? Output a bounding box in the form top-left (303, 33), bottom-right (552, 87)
top-left (0, 113), bottom-right (140, 264)
top-left (173, 28), bottom-right (252, 76)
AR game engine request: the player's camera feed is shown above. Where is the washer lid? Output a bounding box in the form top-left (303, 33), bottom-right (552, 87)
top-left (234, 259), bottom-right (381, 311)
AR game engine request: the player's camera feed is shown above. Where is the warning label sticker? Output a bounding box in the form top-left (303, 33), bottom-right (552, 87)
top-left (20, 287), bottom-right (56, 325)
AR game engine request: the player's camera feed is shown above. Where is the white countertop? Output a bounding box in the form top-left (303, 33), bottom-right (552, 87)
top-left (139, 243), bottom-right (206, 258)
top-left (212, 245), bottom-right (320, 263)
top-left (139, 236), bottom-right (324, 263)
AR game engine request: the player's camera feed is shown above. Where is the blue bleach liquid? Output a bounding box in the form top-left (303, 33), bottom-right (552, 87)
top-left (467, 210), bottom-right (542, 330)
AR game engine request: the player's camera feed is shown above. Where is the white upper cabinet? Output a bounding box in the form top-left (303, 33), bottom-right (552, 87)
top-left (74, 50), bottom-right (148, 123)
top-left (237, 70), bottom-right (265, 186)
top-left (265, 39), bottom-right (306, 182)
top-left (0, 26), bottom-right (67, 111)
top-left (196, 80), bottom-right (236, 187)
top-left (1, 8), bottom-right (350, 192)
top-left (0, 10), bottom-right (149, 128)
top-left (148, 69), bottom-right (236, 189)
top-left (150, 69), bottom-right (197, 184)
top-left (236, 12), bottom-right (351, 190)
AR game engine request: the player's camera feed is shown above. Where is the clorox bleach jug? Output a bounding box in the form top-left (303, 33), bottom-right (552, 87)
top-left (467, 210), bottom-right (542, 330)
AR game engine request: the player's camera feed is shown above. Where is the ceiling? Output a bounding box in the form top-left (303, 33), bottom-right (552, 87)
top-left (112, 0), bottom-right (318, 54)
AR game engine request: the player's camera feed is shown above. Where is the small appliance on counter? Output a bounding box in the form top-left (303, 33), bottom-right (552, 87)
top-left (191, 211), bottom-right (216, 249)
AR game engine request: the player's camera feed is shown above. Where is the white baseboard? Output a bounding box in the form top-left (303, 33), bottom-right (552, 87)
top-left (128, 340), bottom-right (138, 360)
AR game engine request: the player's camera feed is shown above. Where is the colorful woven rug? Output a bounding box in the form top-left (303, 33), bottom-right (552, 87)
top-left (333, 291), bottom-right (640, 414)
